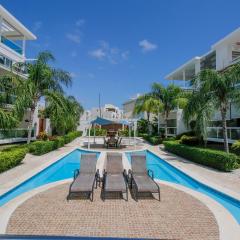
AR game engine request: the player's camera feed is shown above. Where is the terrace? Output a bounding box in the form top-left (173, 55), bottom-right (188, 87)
top-left (0, 137), bottom-right (240, 240)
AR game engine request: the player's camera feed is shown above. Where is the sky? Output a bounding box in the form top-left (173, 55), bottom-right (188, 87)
top-left (1, 0), bottom-right (240, 109)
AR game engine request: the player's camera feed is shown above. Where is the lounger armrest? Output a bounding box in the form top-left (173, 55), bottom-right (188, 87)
top-left (74, 169), bottom-right (80, 179)
top-left (128, 169), bottom-right (133, 180)
top-left (95, 169), bottom-right (100, 178)
top-left (148, 169), bottom-right (154, 180)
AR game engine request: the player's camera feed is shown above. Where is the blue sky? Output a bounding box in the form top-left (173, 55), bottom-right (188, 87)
top-left (2, 0), bottom-right (240, 109)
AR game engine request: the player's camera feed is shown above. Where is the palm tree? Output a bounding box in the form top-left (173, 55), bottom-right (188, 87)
top-left (0, 75), bottom-right (18, 129)
top-left (134, 94), bottom-right (161, 134)
top-left (184, 64), bottom-right (240, 152)
top-left (45, 94), bottom-right (84, 135)
top-left (13, 51), bottom-right (72, 143)
top-left (151, 83), bottom-right (187, 138)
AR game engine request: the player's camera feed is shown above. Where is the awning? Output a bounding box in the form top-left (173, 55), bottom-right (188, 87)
top-left (90, 117), bottom-right (114, 126)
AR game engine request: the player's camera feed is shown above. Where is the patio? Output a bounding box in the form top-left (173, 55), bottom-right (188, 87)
top-left (6, 183), bottom-right (219, 240)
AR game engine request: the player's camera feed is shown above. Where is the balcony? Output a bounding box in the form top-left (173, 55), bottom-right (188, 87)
top-left (160, 127), bottom-right (177, 136)
top-left (0, 128), bottom-right (35, 144)
top-left (207, 127), bottom-right (240, 143)
top-left (0, 36), bottom-right (23, 55)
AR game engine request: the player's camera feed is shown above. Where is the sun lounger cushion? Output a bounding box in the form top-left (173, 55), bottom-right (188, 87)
top-left (105, 174), bottom-right (126, 192)
top-left (132, 175), bottom-right (159, 192)
top-left (70, 174), bottom-right (96, 192)
top-left (131, 154), bottom-right (147, 174)
top-left (80, 153), bottom-right (97, 174)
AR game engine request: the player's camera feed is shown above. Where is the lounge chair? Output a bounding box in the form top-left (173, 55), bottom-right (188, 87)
top-left (116, 137), bottom-right (122, 148)
top-left (102, 152), bottom-right (128, 201)
top-left (68, 153), bottom-right (99, 201)
top-left (129, 154), bottom-right (160, 201)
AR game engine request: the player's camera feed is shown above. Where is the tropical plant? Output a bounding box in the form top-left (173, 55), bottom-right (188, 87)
top-left (151, 83), bottom-right (187, 138)
top-left (45, 93), bottom-right (84, 135)
top-left (0, 75), bottom-right (19, 129)
top-left (13, 51), bottom-right (72, 143)
top-left (184, 64), bottom-right (240, 153)
top-left (134, 94), bottom-right (162, 134)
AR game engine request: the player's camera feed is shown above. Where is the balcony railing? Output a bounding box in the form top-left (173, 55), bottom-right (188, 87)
top-left (0, 36), bottom-right (23, 55)
top-left (207, 127), bottom-right (240, 143)
top-left (160, 127), bottom-right (177, 136)
top-left (0, 128), bottom-right (35, 140)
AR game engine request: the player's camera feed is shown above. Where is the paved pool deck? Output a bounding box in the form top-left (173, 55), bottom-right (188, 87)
top-left (1, 137), bottom-right (240, 239)
top-left (6, 183), bottom-right (219, 240)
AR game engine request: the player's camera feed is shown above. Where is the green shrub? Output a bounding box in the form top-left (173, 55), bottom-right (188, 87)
top-left (88, 128), bottom-right (107, 136)
top-left (53, 136), bottom-right (65, 149)
top-left (64, 131), bottom-right (81, 144)
top-left (29, 141), bottom-right (55, 155)
top-left (142, 135), bottom-right (162, 145)
top-left (0, 147), bottom-right (28, 173)
top-left (180, 135), bottom-right (199, 146)
top-left (29, 131), bottom-right (81, 156)
top-left (231, 140), bottom-right (240, 156)
top-left (163, 140), bottom-right (239, 171)
top-left (176, 131), bottom-right (195, 140)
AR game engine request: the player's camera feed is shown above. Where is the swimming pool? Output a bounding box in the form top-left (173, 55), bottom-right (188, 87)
top-left (0, 149), bottom-right (100, 207)
top-left (126, 150), bottom-right (240, 224)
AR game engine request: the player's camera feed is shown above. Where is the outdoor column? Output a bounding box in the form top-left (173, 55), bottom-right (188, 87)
top-left (0, 16), bottom-right (2, 43)
top-left (93, 124), bottom-right (96, 144)
top-left (22, 37), bottom-right (26, 57)
top-left (183, 69), bottom-right (186, 88)
top-left (88, 124), bottom-right (91, 149)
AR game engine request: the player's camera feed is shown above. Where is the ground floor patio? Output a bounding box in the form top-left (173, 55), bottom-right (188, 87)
top-left (6, 183), bottom-right (219, 240)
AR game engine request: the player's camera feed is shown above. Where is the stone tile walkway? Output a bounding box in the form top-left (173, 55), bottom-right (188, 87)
top-left (7, 183), bottom-right (219, 240)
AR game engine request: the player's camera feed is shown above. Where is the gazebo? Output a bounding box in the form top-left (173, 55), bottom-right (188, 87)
top-left (87, 117), bottom-right (137, 149)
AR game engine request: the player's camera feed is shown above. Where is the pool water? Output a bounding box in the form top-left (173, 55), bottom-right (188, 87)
top-left (126, 150), bottom-right (240, 224)
top-left (0, 149), bottom-right (99, 207)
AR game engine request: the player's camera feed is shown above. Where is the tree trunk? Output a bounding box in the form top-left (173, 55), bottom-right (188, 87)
top-left (147, 112), bottom-right (151, 135)
top-left (157, 111), bottom-right (160, 135)
top-left (221, 108), bottom-right (229, 153)
top-left (27, 103), bottom-right (37, 144)
top-left (164, 112), bottom-right (168, 139)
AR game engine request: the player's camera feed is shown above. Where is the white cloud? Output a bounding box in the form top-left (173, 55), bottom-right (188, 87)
top-left (70, 72), bottom-right (77, 78)
top-left (139, 39), bottom-right (158, 52)
top-left (76, 19), bottom-right (85, 27)
top-left (66, 33), bottom-right (81, 43)
top-left (71, 51), bottom-right (77, 57)
top-left (121, 51), bottom-right (129, 60)
top-left (89, 41), bottom-right (129, 64)
top-left (32, 21), bottom-right (42, 32)
top-left (88, 48), bottom-right (106, 60)
top-left (87, 73), bottom-right (95, 79)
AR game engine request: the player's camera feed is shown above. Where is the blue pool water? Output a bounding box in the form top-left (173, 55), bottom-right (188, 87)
top-left (1, 148), bottom-right (240, 225)
top-left (126, 150), bottom-right (240, 224)
top-left (0, 149), bottom-right (99, 207)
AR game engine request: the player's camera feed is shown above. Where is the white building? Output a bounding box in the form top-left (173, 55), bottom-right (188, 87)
top-left (0, 5), bottom-right (38, 144)
top-left (165, 27), bottom-right (240, 142)
top-left (79, 104), bottom-right (123, 133)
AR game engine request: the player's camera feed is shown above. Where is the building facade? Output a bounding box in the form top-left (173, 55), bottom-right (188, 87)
top-left (165, 27), bottom-right (240, 142)
top-left (0, 5), bottom-right (38, 144)
top-left (79, 104), bottom-right (123, 134)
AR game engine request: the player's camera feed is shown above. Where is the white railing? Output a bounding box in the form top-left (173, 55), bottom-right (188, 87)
top-left (0, 128), bottom-right (35, 140)
top-left (160, 127), bottom-right (177, 136)
top-left (207, 127), bottom-right (240, 143)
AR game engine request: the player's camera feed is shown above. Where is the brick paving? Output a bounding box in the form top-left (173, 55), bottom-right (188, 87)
top-left (7, 183), bottom-right (219, 240)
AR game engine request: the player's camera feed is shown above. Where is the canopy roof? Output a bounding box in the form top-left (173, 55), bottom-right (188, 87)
top-left (90, 117), bottom-right (132, 126)
top-left (90, 117), bottom-right (114, 126)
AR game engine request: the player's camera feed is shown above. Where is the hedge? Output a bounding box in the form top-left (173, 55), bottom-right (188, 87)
top-left (142, 135), bottom-right (162, 145)
top-left (29, 131), bottom-right (82, 156)
top-left (0, 147), bottom-right (28, 173)
top-left (180, 135), bottom-right (199, 146)
top-left (163, 140), bottom-right (239, 171)
top-left (231, 140), bottom-right (240, 156)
